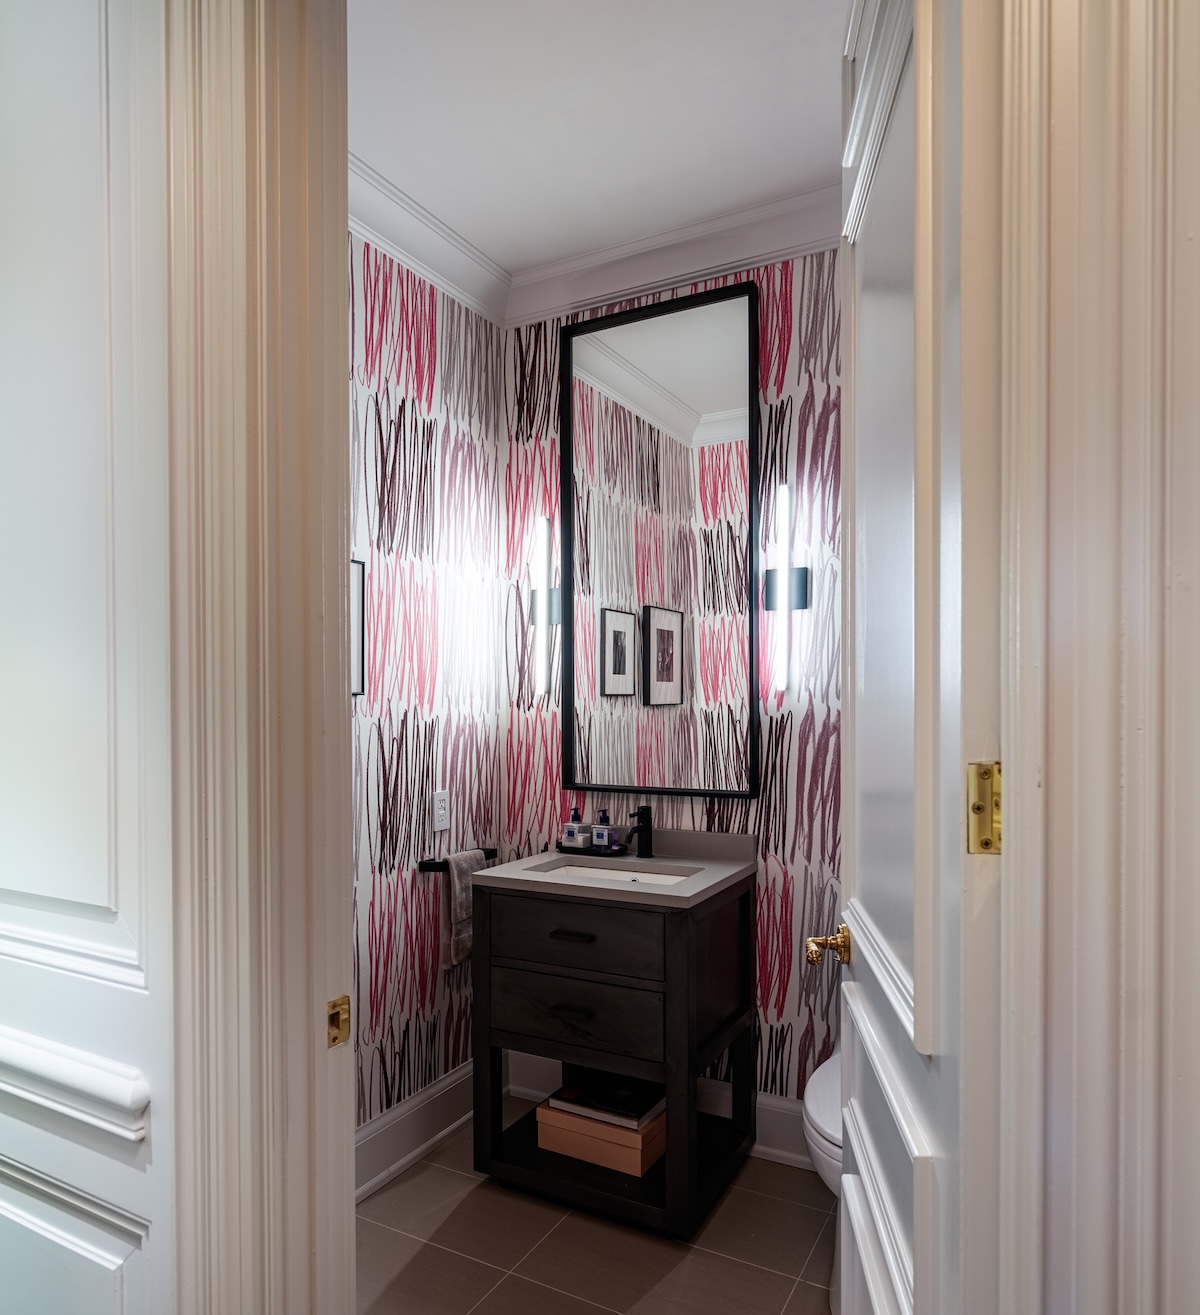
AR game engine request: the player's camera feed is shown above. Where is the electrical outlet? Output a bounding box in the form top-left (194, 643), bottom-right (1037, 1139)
top-left (432, 790), bottom-right (450, 833)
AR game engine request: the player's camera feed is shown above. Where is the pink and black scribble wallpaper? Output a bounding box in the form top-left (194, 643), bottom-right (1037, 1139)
top-left (350, 232), bottom-right (841, 1127)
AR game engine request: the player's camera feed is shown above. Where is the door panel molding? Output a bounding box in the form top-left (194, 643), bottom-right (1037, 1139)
top-left (0, 909), bottom-right (142, 990)
top-left (0, 1151), bottom-right (148, 1265)
top-left (843, 984), bottom-right (933, 1164)
top-left (0, 0), bottom-right (163, 991)
top-left (845, 1100), bottom-right (912, 1313)
top-left (844, 1173), bottom-right (904, 1315)
top-left (844, 897), bottom-right (915, 1042)
top-left (0, 1026), bottom-right (149, 1142)
top-left (844, 982), bottom-right (938, 1313)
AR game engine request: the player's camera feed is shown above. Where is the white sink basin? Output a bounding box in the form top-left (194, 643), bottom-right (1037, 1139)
top-left (528, 857), bottom-right (700, 887)
top-left (548, 865), bottom-right (687, 886)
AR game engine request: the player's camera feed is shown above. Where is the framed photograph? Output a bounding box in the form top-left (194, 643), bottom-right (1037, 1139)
top-left (600, 607), bottom-right (637, 696)
top-left (642, 605), bottom-right (683, 706)
top-left (350, 558), bottom-right (365, 697)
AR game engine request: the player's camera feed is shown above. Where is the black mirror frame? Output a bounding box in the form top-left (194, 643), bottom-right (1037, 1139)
top-left (558, 281), bottom-right (761, 799)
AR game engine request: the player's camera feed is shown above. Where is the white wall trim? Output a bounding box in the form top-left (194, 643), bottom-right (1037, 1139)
top-left (510, 186), bottom-right (839, 288)
top-left (573, 356), bottom-right (697, 447)
top-left (506, 186), bottom-right (842, 327)
top-left (355, 1063), bottom-right (475, 1202)
top-left (842, 0), bottom-right (913, 243)
top-left (505, 1052), bottom-right (561, 1105)
top-left (692, 408), bottom-right (750, 448)
top-left (844, 899), bottom-right (915, 1043)
top-left (348, 153), bottom-right (512, 322)
top-left (167, 4), bottom-right (354, 1309)
top-left (349, 157), bottom-right (841, 329)
top-left (751, 1092), bottom-right (814, 1172)
top-left (0, 1026), bottom-right (149, 1142)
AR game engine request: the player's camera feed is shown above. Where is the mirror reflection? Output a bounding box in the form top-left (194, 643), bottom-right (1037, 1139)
top-left (561, 286), bottom-right (759, 796)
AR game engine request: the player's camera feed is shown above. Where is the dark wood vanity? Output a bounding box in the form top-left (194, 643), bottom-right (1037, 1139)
top-left (471, 864), bottom-right (756, 1238)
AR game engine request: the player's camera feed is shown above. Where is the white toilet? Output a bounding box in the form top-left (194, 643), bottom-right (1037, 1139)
top-left (802, 1048), bottom-right (842, 1314)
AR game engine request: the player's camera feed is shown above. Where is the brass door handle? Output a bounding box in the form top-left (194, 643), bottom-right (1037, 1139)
top-left (806, 923), bottom-right (851, 966)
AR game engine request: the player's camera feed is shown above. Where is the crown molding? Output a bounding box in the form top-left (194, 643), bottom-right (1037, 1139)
top-left (574, 337), bottom-right (699, 445)
top-left (505, 183), bottom-right (842, 326)
top-left (347, 155), bottom-right (842, 328)
top-left (692, 407), bottom-right (749, 448)
top-left (347, 152), bottom-right (512, 322)
top-left (510, 185), bottom-right (841, 289)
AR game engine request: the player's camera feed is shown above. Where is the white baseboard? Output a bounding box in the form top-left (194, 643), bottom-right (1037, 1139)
top-left (752, 1092), bottom-right (815, 1170)
top-left (505, 1055), bottom-right (814, 1172)
top-left (506, 1052), bottom-right (562, 1103)
top-left (354, 1062), bottom-right (474, 1202)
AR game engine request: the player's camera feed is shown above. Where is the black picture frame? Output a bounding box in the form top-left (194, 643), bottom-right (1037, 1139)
top-left (558, 281), bottom-right (761, 799)
top-left (600, 607), bottom-right (637, 697)
top-left (642, 605), bottom-right (684, 706)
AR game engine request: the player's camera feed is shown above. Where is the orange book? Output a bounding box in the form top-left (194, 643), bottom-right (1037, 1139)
top-left (536, 1101), bottom-right (666, 1175)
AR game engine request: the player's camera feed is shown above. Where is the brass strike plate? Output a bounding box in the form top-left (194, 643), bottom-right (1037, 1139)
top-left (327, 994), bottom-right (351, 1048)
top-left (967, 762), bottom-right (1002, 854)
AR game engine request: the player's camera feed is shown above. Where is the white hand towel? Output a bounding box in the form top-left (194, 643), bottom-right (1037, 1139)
top-left (440, 848), bottom-right (486, 969)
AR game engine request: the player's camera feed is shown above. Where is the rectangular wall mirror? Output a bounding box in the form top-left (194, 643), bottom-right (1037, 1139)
top-left (559, 284), bottom-right (760, 797)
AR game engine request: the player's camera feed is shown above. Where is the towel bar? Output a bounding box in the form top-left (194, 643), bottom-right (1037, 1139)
top-left (417, 847), bottom-right (497, 873)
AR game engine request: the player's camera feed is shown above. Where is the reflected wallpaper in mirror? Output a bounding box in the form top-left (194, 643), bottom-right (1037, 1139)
top-left (561, 286), bottom-right (759, 795)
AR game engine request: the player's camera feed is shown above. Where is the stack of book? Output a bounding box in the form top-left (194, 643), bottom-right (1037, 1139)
top-left (536, 1073), bottom-right (667, 1176)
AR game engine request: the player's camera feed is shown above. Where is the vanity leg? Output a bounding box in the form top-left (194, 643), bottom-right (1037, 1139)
top-left (472, 891), bottom-right (502, 1171)
top-left (665, 910), bottom-right (697, 1236)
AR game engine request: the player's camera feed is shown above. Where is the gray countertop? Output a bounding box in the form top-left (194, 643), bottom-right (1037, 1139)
top-left (471, 828), bottom-right (758, 909)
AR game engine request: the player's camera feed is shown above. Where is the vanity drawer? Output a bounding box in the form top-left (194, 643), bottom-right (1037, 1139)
top-left (490, 895), bottom-right (664, 981)
top-left (491, 966), bottom-right (664, 1062)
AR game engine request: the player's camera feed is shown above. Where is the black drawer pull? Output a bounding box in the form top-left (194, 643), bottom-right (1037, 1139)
top-left (547, 929), bottom-right (596, 945)
top-left (548, 1004), bottom-right (595, 1023)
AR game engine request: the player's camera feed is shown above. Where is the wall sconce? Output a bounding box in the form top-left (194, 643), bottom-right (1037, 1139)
top-left (762, 565), bottom-right (810, 611)
top-left (530, 516), bottom-right (561, 697)
top-left (764, 484), bottom-right (810, 694)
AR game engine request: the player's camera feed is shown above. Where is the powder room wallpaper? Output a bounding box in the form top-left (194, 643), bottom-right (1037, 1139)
top-left (350, 234), bottom-right (505, 1123)
top-left (351, 235), bottom-right (841, 1126)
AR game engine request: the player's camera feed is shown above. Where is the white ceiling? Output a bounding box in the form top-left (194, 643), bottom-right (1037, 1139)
top-left (348, 0), bottom-right (848, 319)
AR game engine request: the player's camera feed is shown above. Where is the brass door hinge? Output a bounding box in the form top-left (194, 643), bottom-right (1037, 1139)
top-left (967, 762), bottom-right (1002, 854)
top-left (327, 995), bottom-right (351, 1047)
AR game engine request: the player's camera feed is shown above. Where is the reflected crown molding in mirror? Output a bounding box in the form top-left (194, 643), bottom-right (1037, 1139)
top-left (559, 283), bottom-right (761, 799)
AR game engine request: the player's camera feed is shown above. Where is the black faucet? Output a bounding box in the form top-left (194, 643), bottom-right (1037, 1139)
top-left (626, 806), bottom-right (654, 859)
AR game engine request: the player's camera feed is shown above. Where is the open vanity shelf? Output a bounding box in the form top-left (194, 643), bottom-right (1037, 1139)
top-left (471, 871), bottom-right (756, 1239)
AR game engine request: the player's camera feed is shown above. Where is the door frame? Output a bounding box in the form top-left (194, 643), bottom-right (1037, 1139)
top-left (166, 3), bottom-right (355, 1310)
top-left (998, 1), bottom-right (1187, 1311)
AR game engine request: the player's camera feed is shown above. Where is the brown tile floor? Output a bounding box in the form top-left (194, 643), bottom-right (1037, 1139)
top-left (357, 1098), bottom-right (837, 1315)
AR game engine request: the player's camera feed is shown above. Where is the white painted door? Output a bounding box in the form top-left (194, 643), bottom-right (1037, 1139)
top-left (837, 2), bottom-right (999, 1312)
top-left (0, 5), bottom-right (174, 1309)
